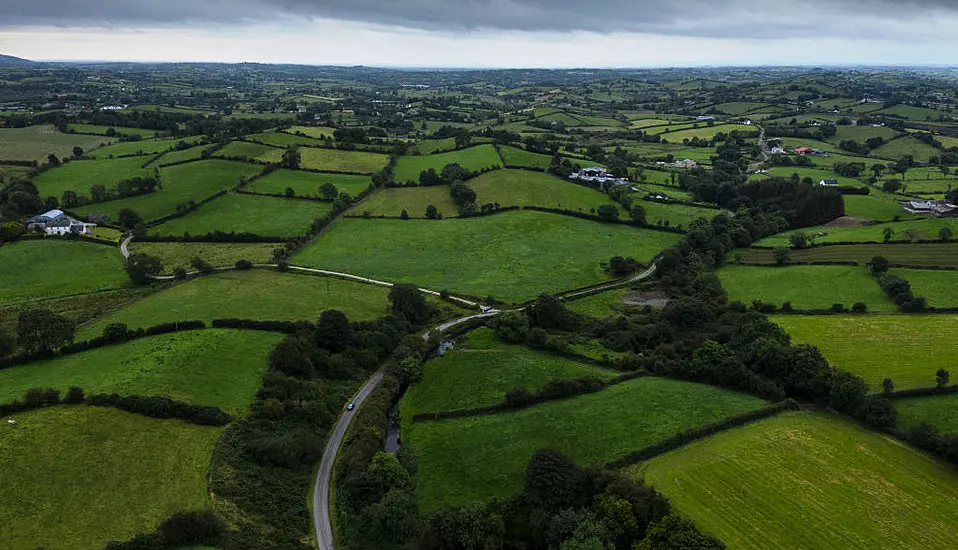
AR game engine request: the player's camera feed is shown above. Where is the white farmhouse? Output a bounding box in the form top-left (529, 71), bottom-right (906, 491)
top-left (25, 210), bottom-right (96, 236)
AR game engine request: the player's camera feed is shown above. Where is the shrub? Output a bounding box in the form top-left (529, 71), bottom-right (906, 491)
top-left (851, 302), bottom-right (867, 314)
top-left (235, 259), bottom-right (254, 270)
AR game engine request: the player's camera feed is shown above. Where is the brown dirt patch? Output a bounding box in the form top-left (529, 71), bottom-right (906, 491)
top-left (825, 216), bottom-right (872, 228)
top-left (623, 290), bottom-right (671, 308)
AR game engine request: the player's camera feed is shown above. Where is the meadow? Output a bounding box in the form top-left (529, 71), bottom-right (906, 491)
top-left (764, 166), bottom-right (865, 188)
top-left (565, 289), bottom-right (630, 318)
top-left (717, 265), bottom-right (893, 311)
top-left (415, 138), bottom-right (457, 155)
top-left (843, 194), bottom-right (913, 221)
top-left (68, 124), bottom-right (160, 138)
top-left (660, 124), bottom-right (755, 142)
top-left (297, 147), bottom-right (389, 174)
top-left (871, 137), bottom-right (940, 163)
top-left (468, 169), bottom-right (623, 213)
top-left (891, 268), bottom-right (958, 307)
top-left (0, 240), bottom-right (127, 305)
top-left (827, 125), bottom-right (902, 144)
top-left (498, 145), bottom-right (554, 169)
top-left (895, 394), bottom-right (958, 433)
top-left (876, 104), bottom-right (951, 121)
top-left (214, 141), bottom-right (284, 163)
top-left (356, 185), bottom-right (458, 218)
top-left (75, 160), bottom-right (262, 222)
top-left (739, 243), bottom-right (958, 268)
top-left (772, 314), bottom-right (958, 391)
top-left (714, 101), bottom-right (770, 115)
top-left (639, 200), bottom-right (715, 229)
top-left (155, 144), bottom-right (208, 165)
top-left (128, 242), bottom-right (278, 273)
top-left (0, 329), bottom-right (281, 414)
top-left (0, 406), bottom-right (220, 550)
top-left (33, 156), bottom-right (153, 198)
top-left (404, 376), bottom-right (766, 511)
top-left (392, 144), bottom-right (502, 183)
top-left (246, 170), bottom-right (371, 198)
top-left (637, 412), bottom-right (958, 550)
top-left (293, 211), bottom-right (681, 302)
top-left (246, 131), bottom-right (327, 148)
top-left (286, 126), bottom-right (336, 139)
top-left (753, 218), bottom-right (958, 247)
top-left (0, 124), bottom-right (110, 163)
top-left (89, 136), bottom-right (202, 159)
top-left (77, 270), bottom-right (391, 338)
top-left (151, 193), bottom-right (331, 237)
top-left (400, 328), bottom-right (617, 418)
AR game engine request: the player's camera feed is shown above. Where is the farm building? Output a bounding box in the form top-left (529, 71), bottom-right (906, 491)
top-left (571, 167), bottom-right (629, 186)
top-left (674, 159), bottom-right (698, 168)
top-left (819, 179), bottom-right (839, 187)
top-left (25, 209), bottom-right (97, 236)
top-left (696, 115), bottom-right (716, 121)
top-left (902, 200), bottom-right (958, 217)
top-left (793, 147), bottom-right (814, 155)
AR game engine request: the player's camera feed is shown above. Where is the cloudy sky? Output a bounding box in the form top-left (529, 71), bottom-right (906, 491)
top-left (1, 0), bottom-right (957, 67)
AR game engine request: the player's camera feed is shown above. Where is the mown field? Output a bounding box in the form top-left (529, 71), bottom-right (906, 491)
top-left (0, 125), bottom-right (110, 163)
top-left (404, 376), bottom-right (766, 511)
top-left (400, 328), bottom-right (617, 418)
top-left (151, 193), bottom-right (331, 237)
top-left (0, 240), bottom-right (127, 305)
top-left (718, 265), bottom-right (893, 311)
top-left (0, 329), bottom-right (281, 414)
top-left (468, 169), bottom-right (623, 213)
top-left (77, 270), bottom-right (391, 338)
top-left (498, 145), bottom-right (553, 169)
top-left (294, 211), bottom-right (681, 302)
top-left (75, 160), bottom-right (262, 222)
top-left (753, 218), bottom-right (958, 247)
top-left (245, 170), bottom-right (370, 198)
top-left (738, 243), bottom-right (958, 268)
top-left (214, 141), bottom-right (284, 163)
top-left (772, 315), bottom-right (958, 391)
top-left (895, 393), bottom-right (958, 433)
top-left (393, 144), bottom-right (502, 183)
top-left (892, 268), bottom-right (958, 307)
top-left (637, 412), bottom-right (958, 550)
top-left (128, 242), bottom-right (278, 273)
top-left (356, 185), bottom-right (458, 218)
top-left (0, 406), bottom-right (220, 550)
top-left (298, 147), bottom-right (389, 174)
top-left (33, 156), bottom-right (153, 198)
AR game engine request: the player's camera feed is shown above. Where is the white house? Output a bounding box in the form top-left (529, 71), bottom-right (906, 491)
top-left (570, 167), bottom-right (629, 187)
top-left (818, 179), bottom-right (839, 187)
top-left (25, 210), bottom-right (96, 236)
top-left (674, 159), bottom-right (698, 169)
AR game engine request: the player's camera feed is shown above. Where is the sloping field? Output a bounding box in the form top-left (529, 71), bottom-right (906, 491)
top-left (753, 218), bottom-right (958, 247)
top-left (151, 193), bottom-right (331, 237)
top-left (0, 125), bottom-right (110, 163)
top-left (245, 170), bottom-right (370, 198)
top-left (77, 270), bottom-right (390, 339)
top-left (393, 144), bottom-right (502, 183)
top-left (637, 412), bottom-right (958, 550)
top-left (892, 268), bottom-right (958, 307)
top-left (765, 166), bottom-right (865, 188)
top-left (871, 137), bottom-right (940, 163)
top-left (843, 194), bottom-right (913, 221)
top-left (0, 329), bottom-right (281, 414)
top-left (0, 240), bottom-right (127, 305)
top-left (214, 141), bottom-right (283, 163)
top-left (718, 265), bottom-right (893, 311)
top-left (298, 147), bottom-right (389, 174)
top-left (400, 328), bottom-right (616, 418)
top-left (895, 393), bottom-right (958, 433)
top-left (405, 376), bottom-right (766, 511)
top-left (128, 242), bottom-right (277, 273)
top-left (739, 243), bottom-right (958, 268)
top-left (356, 185), bottom-right (458, 218)
top-left (772, 314), bottom-right (958, 391)
top-left (89, 137), bottom-right (202, 159)
top-left (0, 406), bottom-right (221, 550)
top-left (468, 169), bottom-right (623, 213)
top-left (33, 156), bottom-right (153, 198)
top-left (498, 145), bottom-right (553, 169)
top-left (294, 211), bottom-right (681, 302)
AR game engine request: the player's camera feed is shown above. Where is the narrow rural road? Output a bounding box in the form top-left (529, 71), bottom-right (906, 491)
top-left (120, 234), bottom-right (133, 258)
top-left (561, 263), bottom-right (657, 301)
top-left (756, 123), bottom-right (770, 161)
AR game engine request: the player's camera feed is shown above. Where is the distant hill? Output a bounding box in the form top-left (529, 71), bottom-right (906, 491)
top-left (0, 54), bottom-right (37, 66)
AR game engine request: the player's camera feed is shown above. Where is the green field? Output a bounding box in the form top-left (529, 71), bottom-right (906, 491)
top-left (78, 270), bottom-right (390, 339)
top-left (294, 211), bottom-right (681, 302)
top-left (0, 329), bottom-right (281, 414)
top-left (393, 144), bottom-right (503, 183)
top-left (892, 268), bottom-right (958, 307)
top-left (356, 185), bottom-right (459, 218)
top-left (876, 104), bottom-right (951, 121)
top-left (739, 243), bottom-right (958, 268)
top-left (75, 160), bottom-right (262, 222)
top-left (895, 393), bottom-right (958, 433)
top-left (416, 138), bottom-right (457, 155)
top-left (565, 289), bottom-right (631, 317)
top-left (660, 124), bottom-right (755, 142)
top-left (152, 193), bottom-right (331, 237)
top-left (33, 156), bottom-right (153, 198)
top-left (827, 125), bottom-right (902, 145)
top-left (637, 412), bottom-right (958, 550)
top-left (128, 242), bottom-right (277, 273)
top-left (155, 144), bottom-right (208, 165)
top-left (498, 145), bottom-right (553, 169)
top-left (843, 194), bottom-right (914, 221)
top-left (69, 124), bottom-right (160, 138)
top-left (400, 328), bottom-right (616, 418)
top-left (772, 314), bottom-right (958, 391)
top-left (0, 406), bottom-right (220, 550)
top-left (286, 126), bottom-right (336, 139)
top-left (405, 376), bottom-right (766, 511)
top-left (765, 167), bottom-right (865, 188)
top-left (245, 170), bottom-right (371, 198)
top-left (754, 218), bottom-right (958, 247)
top-left (246, 131), bottom-right (327, 148)
top-left (89, 137), bottom-right (202, 159)
top-left (871, 137), bottom-right (940, 163)
top-left (0, 125), bottom-right (111, 163)
top-left (214, 141), bottom-right (284, 163)
top-left (717, 265), bottom-right (893, 311)
top-left (714, 102), bottom-right (770, 115)
top-left (639, 200), bottom-right (715, 229)
top-left (298, 147), bottom-right (389, 174)
top-left (468, 169), bottom-right (623, 213)
top-left (0, 240), bottom-right (127, 305)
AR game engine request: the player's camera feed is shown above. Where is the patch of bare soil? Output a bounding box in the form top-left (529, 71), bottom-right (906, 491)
top-left (825, 216), bottom-right (873, 228)
top-left (623, 290), bottom-right (671, 308)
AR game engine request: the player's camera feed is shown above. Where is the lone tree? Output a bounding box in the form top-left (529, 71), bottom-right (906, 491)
top-left (789, 232), bottom-right (810, 249)
top-left (72, 146), bottom-right (84, 158)
top-left (125, 253), bottom-right (163, 285)
top-left (940, 227), bottom-right (953, 242)
top-left (869, 255), bottom-right (890, 275)
top-left (389, 283), bottom-right (435, 324)
top-left (316, 310), bottom-right (352, 352)
top-left (629, 204), bottom-right (646, 225)
top-left (17, 308), bottom-right (76, 355)
top-left (117, 208), bottom-right (143, 230)
top-left (320, 183), bottom-right (338, 200)
top-left (282, 147), bottom-right (301, 170)
top-left (596, 204), bottom-right (619, 222)
top-left (774, 247), bottom-right (790, 265)
top-left (882, 377), bottom-right (895, 396)
top-left (424, 204), bottom-right (439, 219)
top-left (937, 368), bottom-right (950, 389)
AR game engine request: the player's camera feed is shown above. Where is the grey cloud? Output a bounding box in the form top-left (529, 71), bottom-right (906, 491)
top-left (1, 0), bottom-right (956, 38)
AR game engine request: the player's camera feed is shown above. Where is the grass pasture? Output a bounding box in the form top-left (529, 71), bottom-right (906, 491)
top-left (298, 147), bottom-right (389, 174)
top-left (753, 218), bottom-right (958, 247)
top-left (286, 126), bottom-right (336, 139)
top-left (214, 141), bottom-right (284, 163)
top-left (400, 328), bottom-right (616, 418)
top-left (0, 125), bottom-right (111, 163)
top-left (75, 160), bottom-right (262, 222)
top-left (33, 156), bottom-right (153, 198)
top-left (89, 137), bottom-right (203, 159)
top-left (468, 169), bottom-right (622, 213)
top-left (660, 124), bottom-right (755, 142)
top-left (393, 144), bottom-right (502, 183)
top-left (294, 211), bottom-right (681, 302)
top-left (0, 240), bottom-right (127, 305)
top-left (772, 314), bottom-right (958, 391)
top-left (128, 242), bottom-right (278, 273)
top-left (565, 289), bottom-right (630, 318)
top-left (843, 194), bottom-right (914, 221)
top-left (639, 200), bottom-right (715, 229)
top-left (0, 329), bottom-right (281, 414)
top-left (246, 170), bottom-right (371, 198)
top-left (498, 145), bottom-right (553, 170)
top-left (405, 376), bottom-right (766, 511)
top-left (891, 268), bottom-right (958, 307)
top-left (68, 124), bottom-right (160, 138)
top-left (637, 412), bottom-right (958, 550)
top-left (871, 136), bottom-right (940, 162)
top-left (828, 125), bottom-right (902, 144)
top-left (356, 185), bottom-right (458, 218)
top-left (765, 166), bottom-right (865, 188)
top-left (0, 406), bottom-right (220, 550)
top-left (738, 243), bottom-right (958, 268)
top-left (717, 265), bottom-right (893, 311)
top-left (895, 394), bottom-right (958, 433)
top-left (245, 131), bottom-right (327, 148)
top-left (77, 270), bottom-right (390, 339)
top-left (155, 144), bottom-right (208, 165)
top-left (151, 193), bottom-right (331, 238)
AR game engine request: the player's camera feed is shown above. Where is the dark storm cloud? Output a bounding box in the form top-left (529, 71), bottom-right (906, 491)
top-left (1, 0), bottom-right (955, 37)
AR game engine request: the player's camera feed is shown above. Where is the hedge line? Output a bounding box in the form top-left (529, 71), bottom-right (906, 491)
top-left (412, 371), bottom-right (649, 422)
top-left (522, 205), bottom-right (687, 234)
top-left (605, 398), bottom-right (802, 469)
top-left (750, 239), bottom-right (957, 250)
top-left (885, 384), bottom-right (958, 400)
top-left (135, 232), bottom-right (287, 243)
top-left (146, 190), bottom-right (227, 227)
top-left (211, 318), bottom-right (315, 334)
top-left (103, 510), bottom-right (226, 550)
top-left (235, 188), bottom-right (334, 203)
